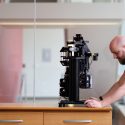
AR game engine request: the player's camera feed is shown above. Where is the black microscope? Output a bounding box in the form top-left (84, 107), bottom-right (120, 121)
top-left (59, 34), bottom-right (98, 107)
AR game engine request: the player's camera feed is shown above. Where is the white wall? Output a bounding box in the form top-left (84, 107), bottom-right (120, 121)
top-left (22, 25), bottom-right (120, 99)
top-left (0, 3), bottom-right (125, 20)
top-left (66, 25), bottom-right (120, 99)
top-left (22, 28), bottom-right (65, 98)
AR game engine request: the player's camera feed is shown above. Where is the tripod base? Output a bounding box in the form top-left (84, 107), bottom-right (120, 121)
top-left (59, 100), bottom-right (85, 107)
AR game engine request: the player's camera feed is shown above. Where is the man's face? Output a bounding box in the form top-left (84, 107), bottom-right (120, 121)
top-left (111, 47), bottom-right (125, 65)
top-left (109, 36), bottom-right (125, 65)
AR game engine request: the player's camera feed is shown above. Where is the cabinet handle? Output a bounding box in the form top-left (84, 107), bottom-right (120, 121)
top-left (0, 120), bottom-right (23, 123)
top-left (63, 120), bottom-right (92, 123)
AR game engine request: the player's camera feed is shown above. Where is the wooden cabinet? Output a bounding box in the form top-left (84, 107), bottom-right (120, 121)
top-left (0, 112), bottom-right (43, 125)
top-left (0, 104), bottom-right (112, 125)
top-left (44, 111), bottom-right (111, 125)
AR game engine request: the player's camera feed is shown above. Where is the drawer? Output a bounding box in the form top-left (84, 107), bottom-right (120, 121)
top-left (44, 111), bottom-right (112, 125)
top-left (0, 111), bottom-right (43, 125)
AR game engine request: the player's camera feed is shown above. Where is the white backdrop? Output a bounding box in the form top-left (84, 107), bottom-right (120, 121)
top-left (22, 28), bottom-right (65, 97)
top-left (66, 25), bottom-right (120, 99)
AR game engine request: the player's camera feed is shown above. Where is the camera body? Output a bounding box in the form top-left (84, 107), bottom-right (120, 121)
top-left (59, 34), bottom-right (98, 107)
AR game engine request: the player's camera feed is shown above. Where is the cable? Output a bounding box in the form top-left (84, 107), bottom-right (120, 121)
top-left (33, 0), bottom-right (37, 104)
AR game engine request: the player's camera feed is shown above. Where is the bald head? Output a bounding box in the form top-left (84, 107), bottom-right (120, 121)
top-left (109, 35), bottom-right (125, 65)
top-left (110, 35), bottom-right (125, 51)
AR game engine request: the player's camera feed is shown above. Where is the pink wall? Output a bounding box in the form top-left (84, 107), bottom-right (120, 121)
top-left (0, 27), bottom-right (22, 102)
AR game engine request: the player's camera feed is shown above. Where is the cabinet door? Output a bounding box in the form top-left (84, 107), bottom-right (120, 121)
top-left (44, 111), bottom-right (112, 125)
top-left (0, 112), bottom-right (43, 125)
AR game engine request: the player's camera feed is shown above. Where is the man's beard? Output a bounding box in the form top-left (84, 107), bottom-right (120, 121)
top-left (118, 58), bottom-right (125, 65)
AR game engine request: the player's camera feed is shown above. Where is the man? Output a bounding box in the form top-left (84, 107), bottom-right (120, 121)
top-left (85, 35), bottom-right (125, 108)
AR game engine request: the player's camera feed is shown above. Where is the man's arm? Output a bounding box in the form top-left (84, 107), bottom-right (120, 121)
top-left (85, 72), bottom-right (125, 107)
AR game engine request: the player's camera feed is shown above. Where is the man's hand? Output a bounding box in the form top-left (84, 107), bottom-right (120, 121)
top-left (84, 97), bottom-right (103, 108)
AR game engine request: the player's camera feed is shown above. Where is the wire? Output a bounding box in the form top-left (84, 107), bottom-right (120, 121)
top-left (33, 0), bottom-right (37, 104)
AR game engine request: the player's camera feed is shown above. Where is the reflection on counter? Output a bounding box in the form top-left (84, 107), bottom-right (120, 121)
top-left (21, 97), bottom-right (60, 106)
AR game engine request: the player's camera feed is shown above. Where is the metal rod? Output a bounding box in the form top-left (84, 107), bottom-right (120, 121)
top-left (0, 120), bottom-right (23, 123)
top-left (63, 120), bottom-right (93, 123)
